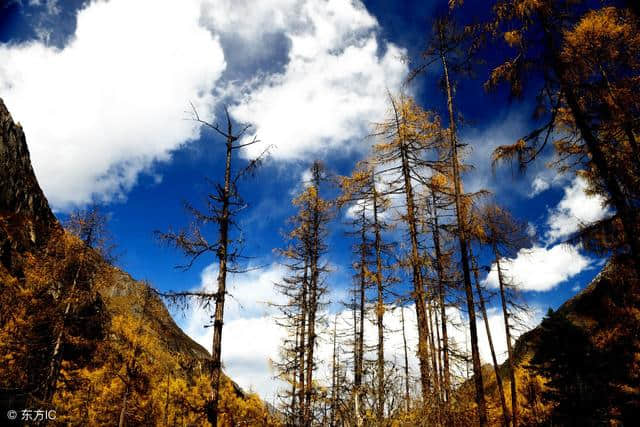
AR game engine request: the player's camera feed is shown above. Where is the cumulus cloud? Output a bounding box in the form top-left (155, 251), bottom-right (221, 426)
top-left (479, 175), bottom-right (610, 293)
top-left (0, 0), bottom-right (225, 209)
top-left (546, 176), bottom-right (610, 243)
top-left (228, 0), bottom-right (407, 160)
top-left (482, 244), bottom-right (592, 292)
top-left (1, 0), bottom-right (408, 209)
top-left (200, 0), bottom-right (300, 42)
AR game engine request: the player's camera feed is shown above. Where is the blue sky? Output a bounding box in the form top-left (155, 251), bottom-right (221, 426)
top-left (0, 0), bottom-right (608, 399)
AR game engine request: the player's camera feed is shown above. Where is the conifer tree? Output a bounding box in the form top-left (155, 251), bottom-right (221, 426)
top-left (372, 94), bottom-right (443, 404)
top-left (477, 203), bottom-right (531, 427)
top-left (274, 161), bottom-right (332, 426)
top-left (422, 176), bottom-right (454, 409)
top-left (488, 1), bottom-right (640, 275)
top-left (43, 205), bottom-right (114, 404)
top-left (410, 12), bottom-right (489, 423)
top-left (338, 161), bottom-right (394, 422)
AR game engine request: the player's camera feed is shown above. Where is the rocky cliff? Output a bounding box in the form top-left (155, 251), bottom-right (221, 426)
top-left (0, 99), bottom-right (57, 274)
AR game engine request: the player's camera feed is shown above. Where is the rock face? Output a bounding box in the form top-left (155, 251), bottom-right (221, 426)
top-left (107, 268), bottom-right (213, 362)
top-left (0, 99), bottom-right (57, 243)
top-left (0, 99), bottom-right (58, 276)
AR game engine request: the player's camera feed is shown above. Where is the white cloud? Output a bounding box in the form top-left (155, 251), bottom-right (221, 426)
top-left (200, 0), bottom-right (300, 42)
top-left (228, 0), bottom-right (407, 160)
top-left (30, 0), bottom-right (59, 15)
top-left (530, 176), bottom-right (550, 196)
top-left (1, 0), bottom-right (408, 209)
top-left (546, 176), bottom-right (610, 243)
top-left (0, 0), bottom-right (225, 209)
top-left (478, 175), bottom-right (609, 293)
top-left (483, 244), bottom-right (592, 292)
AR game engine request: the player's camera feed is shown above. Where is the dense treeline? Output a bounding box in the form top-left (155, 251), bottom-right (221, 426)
top-left (1, 0), bottom-right (638, 426)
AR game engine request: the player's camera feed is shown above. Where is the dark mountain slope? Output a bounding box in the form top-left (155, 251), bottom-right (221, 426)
top-left (456, 257), bottom-right (640, 426)
top-left (0, 98), bottom-right (276, 425)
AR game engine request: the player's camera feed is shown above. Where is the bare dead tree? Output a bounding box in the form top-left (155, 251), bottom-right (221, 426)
top-left (156, 106), bottom-right (268, 426)
top-left (478, 203), bottom-right (531, 427)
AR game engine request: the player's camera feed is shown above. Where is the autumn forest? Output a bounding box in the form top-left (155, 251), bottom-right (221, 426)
top-left (0, 0), bottom-right (639, 426)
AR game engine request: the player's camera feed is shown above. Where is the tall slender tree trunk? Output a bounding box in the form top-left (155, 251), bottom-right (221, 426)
top-left (541, 15), bottom-right (640, 277)
top-left (400, 306), bottom-right (411, 412)
top-left (390, 96), bottom-right (432, 400)
top-left (561, 76), bottom-right (640, 273)
top-left (304, 166), bottom-right (322, 426)
top-left (291, 321), bottom-right (300, 424)
top-left (299, 263), bottom-right (309, 425)
top-left (471, 251), bottom-right (509, 427)
top-left (330, 315), bottom-right (338, 427)
top-left (430, 194), bottom-right (451, 407)
top-left (207, 119), bottom-right (234, 427)
top-left (426, 283), bottom-right (441, 399)
top-left (432, 301), bottom-right (443, 403)
top-left (494, 250), bottom-right (517, 427)
top-left (426, 292), bottom-right (442, 422)
top-left (439, 26), bottom-right (487, 426)
top-left (373, 184), bottom-right (385, 422)
top-left (354, 207), bottom-right (367, 427)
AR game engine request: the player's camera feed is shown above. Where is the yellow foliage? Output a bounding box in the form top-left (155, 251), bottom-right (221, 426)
top-left (504, 30), bottom-right (521, 47)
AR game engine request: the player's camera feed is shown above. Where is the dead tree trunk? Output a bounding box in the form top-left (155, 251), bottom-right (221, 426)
top-left (373, 184), bottom-right (386, 422)
top-left (401, 306), bottom-right (411, 412)
top-left (494, 249), bottom-right (517, 427)
top-left (354, 206), bottom-right (366, 427)
top-left (429, 192), bottom-right (451, 406)
top-left (330, 314), bottom-right (338, 427)
top-left (439, 26), bottom-right (487, 425)
top-left (207, 116), bottom-right (234, 427)
top-left (472, 251), bottom-right (509, 427)
top-left (299, 263), bottom-right (309, 425)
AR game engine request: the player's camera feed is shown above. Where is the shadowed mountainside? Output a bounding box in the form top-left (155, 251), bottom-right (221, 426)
top-left (0, 98), bottom-right (276, 425)
top-left (455, 257), bottom-right (640, 426)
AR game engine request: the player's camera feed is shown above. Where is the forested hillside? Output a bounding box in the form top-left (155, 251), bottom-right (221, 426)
top-left (0, 99), bottom-right (277, 426)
